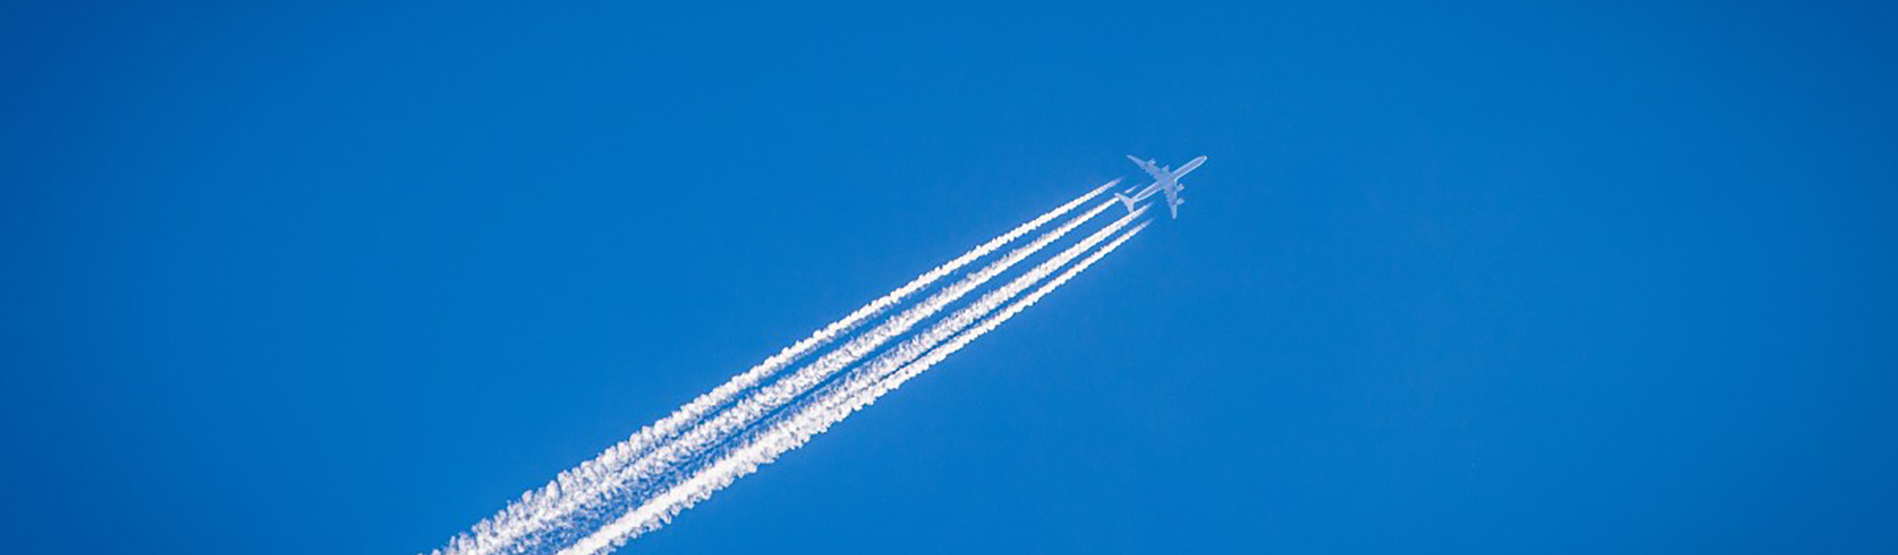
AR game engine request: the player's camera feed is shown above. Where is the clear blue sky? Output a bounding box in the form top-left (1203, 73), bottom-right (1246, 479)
top-left (4, 1), bottom-right (1894, 553)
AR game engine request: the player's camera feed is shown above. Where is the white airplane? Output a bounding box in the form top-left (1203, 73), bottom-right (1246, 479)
top-left (1116, 155), bottom-right (1206, 219)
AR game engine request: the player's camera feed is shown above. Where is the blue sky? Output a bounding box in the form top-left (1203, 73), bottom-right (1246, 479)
top-left (3, 1), bottom-right (1895, 553)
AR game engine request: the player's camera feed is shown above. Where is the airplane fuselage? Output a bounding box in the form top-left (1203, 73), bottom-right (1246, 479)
top-left (1117, 155), bottom-right (1206, 218)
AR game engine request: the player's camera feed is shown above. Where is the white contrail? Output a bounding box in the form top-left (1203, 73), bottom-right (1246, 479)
top-left (555, 210), bottom-right (1151, 555)
top-left (587, 199), bottom-right (1118, 506)
top-left (433, 182), bottom-right (1118, 555)
top-left (859, 220), bottom-right (1151, 416)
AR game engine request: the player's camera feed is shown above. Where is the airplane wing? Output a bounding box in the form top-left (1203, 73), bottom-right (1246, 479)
top-left (1126, 155), bottom-right (1172, 182)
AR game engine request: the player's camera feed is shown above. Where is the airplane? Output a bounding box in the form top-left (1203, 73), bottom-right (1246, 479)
top-left (1115, 155), bottom-right (1207, 219)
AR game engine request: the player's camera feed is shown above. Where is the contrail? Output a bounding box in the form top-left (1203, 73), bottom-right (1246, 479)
top-left (858, 220), bottom-right (1152, 419)
top-left (554, 209), bottom-right (1151, 555)
top-left (433, 182), bottom-right (1119, 555)
top-left (571, 199), bottom-right (1121, 529)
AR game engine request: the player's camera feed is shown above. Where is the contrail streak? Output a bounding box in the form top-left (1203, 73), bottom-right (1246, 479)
top-left (576, 200), bottom-right (1119, 526)
top-left (433, 183), bottom-right (1119, 555)
top-left (860, 220), bottom-right (1151, 416)
top-left (555, 210), bottom-right (1151, 555)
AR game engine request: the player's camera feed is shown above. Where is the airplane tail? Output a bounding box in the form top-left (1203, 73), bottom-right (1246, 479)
top-left (1113, 192), bottom-right (1137, 213)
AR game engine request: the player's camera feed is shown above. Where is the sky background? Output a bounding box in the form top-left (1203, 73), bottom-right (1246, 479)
top-left (4, 1), bottom-right (1896, 553)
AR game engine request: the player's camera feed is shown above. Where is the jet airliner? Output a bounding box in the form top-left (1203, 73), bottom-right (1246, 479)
top-left (1116, 155), bottom-right (1206, 218)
